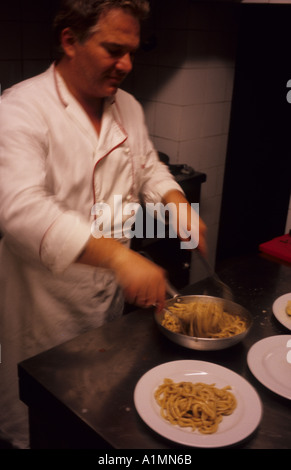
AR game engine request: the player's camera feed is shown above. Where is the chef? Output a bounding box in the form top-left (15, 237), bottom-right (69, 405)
top-left (0, 0), bottom-right (206, 448)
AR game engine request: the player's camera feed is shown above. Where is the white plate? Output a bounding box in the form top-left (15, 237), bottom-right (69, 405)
top-left (247, 335), bottom-right (291, 400)
top-left (134, 360), bottom-right (262, 448)
top-left (272, 293), bottom-right (291, 331)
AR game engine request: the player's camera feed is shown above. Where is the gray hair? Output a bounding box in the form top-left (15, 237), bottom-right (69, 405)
top-left (53, 0), bottom-right (150, 52)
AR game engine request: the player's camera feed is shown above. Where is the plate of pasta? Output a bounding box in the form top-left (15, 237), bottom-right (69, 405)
top-left (272, 293), bottom-right (291, 330)
top-left (134, 360), bottom-right (262, 448)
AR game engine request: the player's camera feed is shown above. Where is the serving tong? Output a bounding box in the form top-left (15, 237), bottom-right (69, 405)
top-left (195, 251), bottom-right (234, 301)
top-left (163, 252), bottom-right (234, 336)
top-left (140, 248), bottom-right (234, 334)
top-left (165, 252), bottom-right (233, 301)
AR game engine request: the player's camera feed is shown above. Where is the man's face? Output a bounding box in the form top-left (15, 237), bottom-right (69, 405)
top-left (67, 8), bottom-right (140, 100)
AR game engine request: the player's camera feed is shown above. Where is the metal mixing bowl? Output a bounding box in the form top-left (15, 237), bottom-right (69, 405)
top-left (154, 295), bottom-right (253, 351)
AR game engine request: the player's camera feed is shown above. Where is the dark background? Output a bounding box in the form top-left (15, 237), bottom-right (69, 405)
top-left (217, 5), bottom-right (291, 262)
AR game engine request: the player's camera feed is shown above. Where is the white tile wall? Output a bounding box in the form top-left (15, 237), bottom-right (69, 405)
top-left (125, 1), bottom-right (240, 279)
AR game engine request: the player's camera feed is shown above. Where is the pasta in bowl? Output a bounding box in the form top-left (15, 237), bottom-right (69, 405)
top-left (154, 295), bottom-right (253, 351)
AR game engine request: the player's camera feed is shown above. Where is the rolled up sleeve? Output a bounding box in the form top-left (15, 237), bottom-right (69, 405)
top-left (40, 211), bottom-right (91, 274)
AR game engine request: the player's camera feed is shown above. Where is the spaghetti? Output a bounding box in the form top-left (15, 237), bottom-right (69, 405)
top-left (154, 378), bottom-right (237, 434)
top-left (162, 300), bottom-right (246, 338)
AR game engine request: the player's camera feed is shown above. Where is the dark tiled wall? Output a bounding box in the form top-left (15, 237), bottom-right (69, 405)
top-left (0, 0), bottom-right (59, 92)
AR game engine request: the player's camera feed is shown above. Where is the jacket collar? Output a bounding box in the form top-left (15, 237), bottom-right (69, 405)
top-left (53, 63), bottom-right (127, 156)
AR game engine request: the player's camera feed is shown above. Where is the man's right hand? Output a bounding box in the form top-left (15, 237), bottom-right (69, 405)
top-left (76, 236), bottom-right (166, 311)
top-left (111, 248), bottom-right (166, 311)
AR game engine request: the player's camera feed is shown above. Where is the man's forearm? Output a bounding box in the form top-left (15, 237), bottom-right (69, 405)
top-left (76, 235), bottom-right (128, 270)
top-left (162, 189), bottom-right (207, 256)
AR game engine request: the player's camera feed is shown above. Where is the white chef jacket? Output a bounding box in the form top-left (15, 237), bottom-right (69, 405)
top-left (0, 64), bottom-right (182, 448)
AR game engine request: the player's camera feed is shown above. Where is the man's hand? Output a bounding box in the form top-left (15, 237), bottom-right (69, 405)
top-left (76, 236), bottom-right (166, 311)
top-left (110, 248), bottom-right (166, 310)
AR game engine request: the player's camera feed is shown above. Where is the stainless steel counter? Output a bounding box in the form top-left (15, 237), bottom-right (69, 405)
top-left (18, 253), bottom-right (291, 449)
